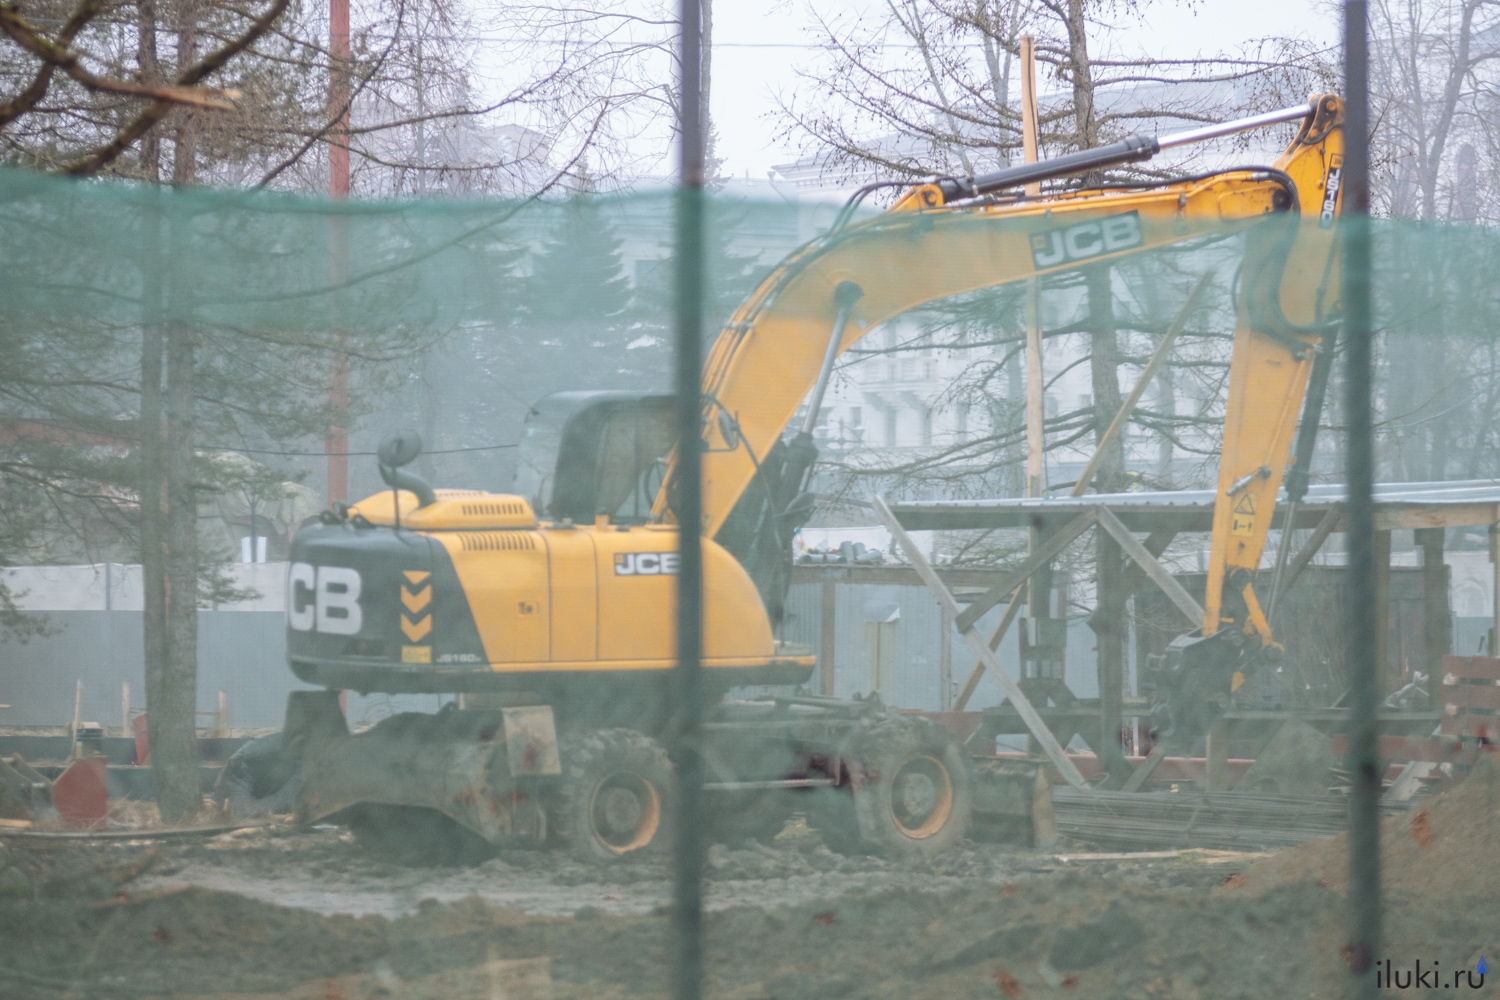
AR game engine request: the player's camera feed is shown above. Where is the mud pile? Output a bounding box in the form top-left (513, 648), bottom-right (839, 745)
top-left (5, 783), bottom-right (1500, 1000)
top-left (1236, 752), bottom-right (1500, 898)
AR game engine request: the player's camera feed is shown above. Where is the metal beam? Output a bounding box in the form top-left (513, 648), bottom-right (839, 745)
top-left (955, 508), bottom-right (1099, 633)
top-left (872, 495), bottom-right (1089, 789)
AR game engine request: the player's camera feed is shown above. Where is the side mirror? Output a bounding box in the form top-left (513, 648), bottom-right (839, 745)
top-left (377, 430), bottom-right (422, 469)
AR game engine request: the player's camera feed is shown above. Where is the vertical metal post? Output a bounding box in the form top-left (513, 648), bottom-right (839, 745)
top-left (1342, 1), bottom-right (1380, 994)
top-left (325, 0), bottom-right (351, 505)
top-left (671, 0), bottom-right (706, 997)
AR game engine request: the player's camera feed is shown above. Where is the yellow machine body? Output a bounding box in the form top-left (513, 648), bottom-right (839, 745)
top-left (300, 488), bottom-right (804, 686)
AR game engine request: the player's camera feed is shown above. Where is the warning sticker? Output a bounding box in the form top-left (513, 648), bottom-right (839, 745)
top-left (1231, 493), bottom-right (1256, 536)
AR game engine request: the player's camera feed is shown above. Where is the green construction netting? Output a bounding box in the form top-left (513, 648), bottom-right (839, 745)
top-left (2, 167), bottom-right (1500, 998)
top-left (1, 166), bottom-right (1495, 502)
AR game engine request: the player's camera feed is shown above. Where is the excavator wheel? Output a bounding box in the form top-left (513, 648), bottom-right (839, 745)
top-left (552, 729), bottom-right (675, 863)
top-left (804, 784), bottom-right (862, 854)
top-left (711, 790), bottom-right (794, 848)
top-left (817, 714), bottom-right (972, 857)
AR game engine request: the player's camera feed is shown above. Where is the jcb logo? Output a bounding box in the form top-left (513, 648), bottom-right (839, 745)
top-left (1030, 211), bottom-right (1143, 269)
top-left (1320, 155), bottom-right (1343, 229)
top-left (614, 552), bottom-right (679, 576)
top-left (288, 563), bottom-right (363, 635)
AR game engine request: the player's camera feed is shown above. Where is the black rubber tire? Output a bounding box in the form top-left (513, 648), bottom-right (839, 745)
top-left (212, 733), bottom-right (300, 818)
top-left (805, 785), bottom-right (862, 854)
top-left (344, 803), bottom-right (497, 867)
top-left (712, 790), bottom-right (794, 848)
top-left (552, 729), bottom-right (675, 863)
top-left (823, 714), bottom-right (973, 857)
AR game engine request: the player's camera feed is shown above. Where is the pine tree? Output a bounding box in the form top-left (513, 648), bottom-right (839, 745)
top-left (524, 197), bottom-right (632, 330)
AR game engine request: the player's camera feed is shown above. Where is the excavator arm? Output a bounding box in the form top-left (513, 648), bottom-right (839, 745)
top-left (659, 96), bottom-right (1346, 736)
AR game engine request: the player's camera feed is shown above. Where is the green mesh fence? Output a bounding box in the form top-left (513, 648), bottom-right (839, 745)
top-left (2, 166), bottom-right (1499, 998)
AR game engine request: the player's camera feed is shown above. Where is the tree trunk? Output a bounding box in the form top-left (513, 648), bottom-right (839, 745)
top-left (1154, 353), bottom-right (1175, 487)
top-left (152, 1), bottom-right (203, 824)
top-left (157, 309), bottom-right (200, 822)
top-left (1063, 0), bottom-right (1096, 151)
top-left (1005, 334), bottom-right (1024, 496)
top-left (140, 251), bottom-right (169, 814)
top-left (136, 0), bottom-right (170, 815)
top-left (136, 0), bottom-right (161, 179)
top-left (1087, 266), bottom-right (1124, 493)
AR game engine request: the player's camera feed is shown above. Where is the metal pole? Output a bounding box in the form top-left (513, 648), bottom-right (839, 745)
top-left (1342, 1), bottom-right (1380, 995)
top-left (325, 0), bottom-right (351, 505)
top-left (671, 0), bottom-right (706, 997)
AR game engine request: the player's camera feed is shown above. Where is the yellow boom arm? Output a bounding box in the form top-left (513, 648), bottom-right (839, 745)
top-left (663, 96), bottom-right (1345, 647)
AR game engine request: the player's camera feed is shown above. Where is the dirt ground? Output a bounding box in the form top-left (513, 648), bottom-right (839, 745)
top-left (3, 785), bottom-right (1498, 1000)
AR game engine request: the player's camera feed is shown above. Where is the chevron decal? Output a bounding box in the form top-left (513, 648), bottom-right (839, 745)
top-left (400, 570), bottom-right (433, 646)
top-left (400, 615), bottom-right (432, 642)
top-left (401, 584), bottom-right (431, 614)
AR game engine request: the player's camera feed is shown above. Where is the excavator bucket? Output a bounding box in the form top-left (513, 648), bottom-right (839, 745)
top-left (285, 692), bottom-right (560, 849)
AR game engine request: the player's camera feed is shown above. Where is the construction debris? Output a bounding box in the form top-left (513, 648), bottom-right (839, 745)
top-left (1052, 787), bottom-right (1405, 852)
top-left (1235, 751), bottom-right (1500, 897)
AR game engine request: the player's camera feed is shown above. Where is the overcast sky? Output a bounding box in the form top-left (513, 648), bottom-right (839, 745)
top-left (710, 0), bottom-right (1339, 180)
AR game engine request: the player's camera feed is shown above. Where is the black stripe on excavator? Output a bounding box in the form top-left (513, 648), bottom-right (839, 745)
top-left (422, 542), bottom-right (489, 667)
top-left (285, 521), bottom-right (488, 686)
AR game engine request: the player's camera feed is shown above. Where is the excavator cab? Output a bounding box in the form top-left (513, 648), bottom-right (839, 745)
top-left (515, 390), bottom-right (809, 627)
top-left (514, 390), bottom-right (675, 526)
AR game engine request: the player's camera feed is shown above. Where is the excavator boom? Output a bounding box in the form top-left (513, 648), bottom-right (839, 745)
top-left (670, 97), bottom-right (1345, 562)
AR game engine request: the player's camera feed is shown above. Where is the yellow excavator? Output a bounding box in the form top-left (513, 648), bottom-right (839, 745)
top-left (242, 95), bottom-right (1346, 860)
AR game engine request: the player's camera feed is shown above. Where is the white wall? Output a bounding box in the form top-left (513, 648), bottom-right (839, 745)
top-left (2, 562), bottom-right (288, 612)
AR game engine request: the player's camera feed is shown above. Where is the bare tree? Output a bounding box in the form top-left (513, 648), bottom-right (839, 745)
top-left (1366, 0), bottom-right (1500, 485)
top-left (778, 0), bottom-right (1325, 509)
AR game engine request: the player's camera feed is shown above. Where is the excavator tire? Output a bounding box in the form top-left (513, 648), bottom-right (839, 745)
top-left (553, 729), bottom-right (675, 863)
top-left (804, 784), bottom-right (862, 854)
top-left (711, 789), bottom-right (794, 848)
top-left (816, 713), bottom-right (972, 857)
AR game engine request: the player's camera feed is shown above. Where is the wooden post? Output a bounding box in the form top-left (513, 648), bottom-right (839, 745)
top-left (1020, 38), bottom-right (1044, 499)
top-left (217, 690), bottom-right (228, 737)
top-left (954, 597), bottom-right (1025, 711)
top-left (939, 605), bottom-right (953, 711)
top-left (819, 577), bottom-right (837, 696)
top-left (1019, 35), bottom-right (1040, 197)
top-left (1095, 530), bottom-right (1127, 784)
top-left (1205, 717), bottom-right (1230, 791)
top-left (1415, 527), bottom-right (1448, 692)
top-left (71, 679), bottom-right (83, 760)
top-left (871, 496), bottom-right (1089, 788)
top-left (121, 682), bottom-right (130, 739)
top-left (1373, 529), bottom-right (1393, 696)
top-left (1029, 522), bottom-right (1055, 690)
top-left (1491, 523), bottom-right (1500, 654)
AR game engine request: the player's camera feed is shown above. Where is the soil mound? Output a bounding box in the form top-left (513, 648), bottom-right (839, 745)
top-left (1235, 752), bottom-right (1500, 898)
